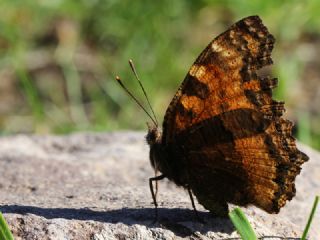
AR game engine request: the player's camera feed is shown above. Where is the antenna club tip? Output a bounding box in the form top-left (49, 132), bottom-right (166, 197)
top-left (115, 76), bottom-right (121, 81)
top-left (129, 59), bottom-right (133, 63)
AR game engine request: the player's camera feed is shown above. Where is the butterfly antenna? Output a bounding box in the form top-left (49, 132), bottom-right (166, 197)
top-left (129, 59), bottom-right (158, 127)
top-left (115, 76), bottom-right (158, 126)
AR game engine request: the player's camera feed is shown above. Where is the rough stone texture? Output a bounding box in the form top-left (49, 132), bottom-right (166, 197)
top-left (0, 132), bottom-right (318, 239)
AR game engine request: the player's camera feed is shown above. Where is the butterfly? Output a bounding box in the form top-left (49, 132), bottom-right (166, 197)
top-left (116, 15), bottom-right (308, 218)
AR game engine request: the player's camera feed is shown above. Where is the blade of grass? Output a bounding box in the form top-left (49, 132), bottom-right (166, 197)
top-left (229, 207), bottom-right (257, 240)
top-left (301, 196), bottom-right (319, 240)
top-left (0, 212), bottom-right (14, 240)
top-left (61, 61), bottom-right (89, 128)
top-left (297, 111), bottom-right (312, 147)
top-left (16, 67), bottom-right (44, 122)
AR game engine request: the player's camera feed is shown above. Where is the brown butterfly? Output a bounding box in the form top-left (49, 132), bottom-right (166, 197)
top-left (116, 15), bottom-right (308, 218)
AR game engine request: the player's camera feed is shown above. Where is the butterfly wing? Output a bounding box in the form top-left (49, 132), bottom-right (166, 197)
top-left (162, 16), bottom-right (308, 214)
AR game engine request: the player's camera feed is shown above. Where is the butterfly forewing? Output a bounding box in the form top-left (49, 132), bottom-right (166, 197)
top-left (159, 15), bottom-right (308, 215)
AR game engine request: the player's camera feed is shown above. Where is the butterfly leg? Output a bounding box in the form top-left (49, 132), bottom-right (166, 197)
top-left (154, 170), bottom-right (159, 201)
top-left (187, 187), bottom-right (204, 223)
top-left (149, 174), bottom-right (165, 222)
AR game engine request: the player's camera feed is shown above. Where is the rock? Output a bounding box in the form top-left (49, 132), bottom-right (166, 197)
top-left (0, 132), bottom-right (319, 239)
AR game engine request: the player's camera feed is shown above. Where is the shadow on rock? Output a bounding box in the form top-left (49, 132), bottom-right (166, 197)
top-left (0, 205), bottom-right (302, 239)
top-left (1, 204), bottom-right (235, 237)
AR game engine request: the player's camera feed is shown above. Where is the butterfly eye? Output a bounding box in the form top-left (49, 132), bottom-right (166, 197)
top-left (146, 127), bottom-right (160, 145)
top-left (146, 131), bottom-right (155, 145)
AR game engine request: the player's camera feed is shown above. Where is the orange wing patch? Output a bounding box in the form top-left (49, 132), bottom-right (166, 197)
top-left (163, 16), bottom-right (276, 143)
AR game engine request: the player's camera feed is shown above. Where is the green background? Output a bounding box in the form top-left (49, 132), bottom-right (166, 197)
top-left (0, 0), bottom-right (319, 149)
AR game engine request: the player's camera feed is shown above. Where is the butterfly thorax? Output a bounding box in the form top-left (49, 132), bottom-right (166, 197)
top-left (146, 125), bottom-right (164, 171)
top-left (146, 125), bottom-right (188, 187)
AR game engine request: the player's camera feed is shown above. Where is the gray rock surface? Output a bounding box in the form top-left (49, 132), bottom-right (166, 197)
top-left (0, 132), bottom-right (319, 239)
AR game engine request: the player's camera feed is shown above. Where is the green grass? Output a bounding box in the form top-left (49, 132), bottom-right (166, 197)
top-left (301, 196), bottom-right (319, 240)
top-left (0, 212), bottom-right (14, 240)
top-left (229, 196), bottom-right (319, 239)
top-left (0, 0), bottom-right (319, 149)
top-left (229, 207), bottom-right (257, 240)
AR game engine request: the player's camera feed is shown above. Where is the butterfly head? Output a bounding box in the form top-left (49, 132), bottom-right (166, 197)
top-left (146, 123), bottom-right (162, 146)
